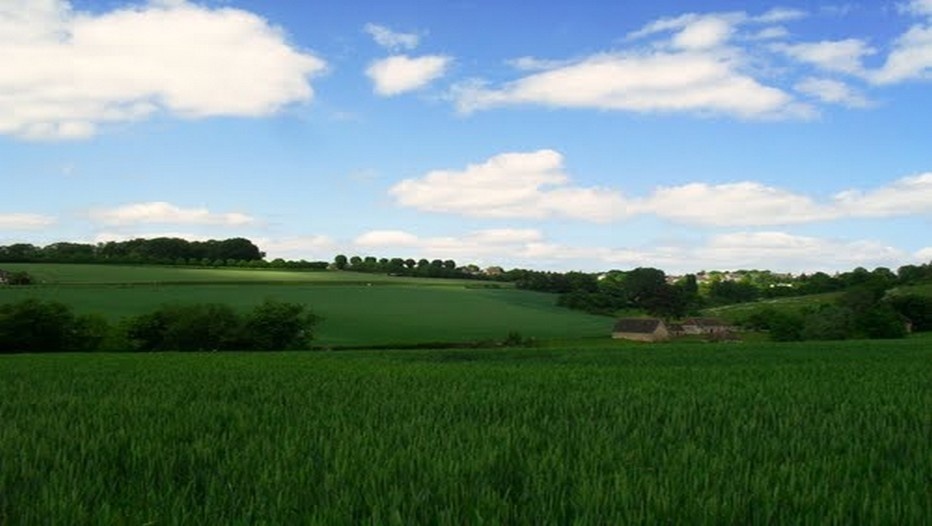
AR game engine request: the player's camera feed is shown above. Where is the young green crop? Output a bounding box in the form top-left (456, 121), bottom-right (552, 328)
top-left (1, 340), bottom-right (929, 524)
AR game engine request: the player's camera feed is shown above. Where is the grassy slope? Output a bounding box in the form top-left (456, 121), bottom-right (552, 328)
top-left (1, 341), bottom-right (929, 524)
top-left (0, 264), bottom-right (611, 346)
top-left (0, 263), bottom-right (487, 286)
top-left (702, 292), bottom-right (841, 322)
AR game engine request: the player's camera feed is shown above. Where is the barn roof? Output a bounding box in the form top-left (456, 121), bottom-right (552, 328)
top-left (613, 318), bottom-right (664, 334)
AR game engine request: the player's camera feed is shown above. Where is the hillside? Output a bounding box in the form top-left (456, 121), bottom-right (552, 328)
top-left (0, 264), bottom-right (612, 346)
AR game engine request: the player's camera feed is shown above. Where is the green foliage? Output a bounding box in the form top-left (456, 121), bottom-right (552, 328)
top-left (1, 342), bottom-right (929, 523)
top-left (125, 303), bottom-right (243, 352)
top-left (241, 299), bottom-right (320, 350)
top-left (888, 294), bottom-right (932, 331)
top-left (124, 301), bottom-right (320, 352)
top-left (0, 299), bottom-right (110, 353)
top-left (5, 271), bottom-right (35, 285)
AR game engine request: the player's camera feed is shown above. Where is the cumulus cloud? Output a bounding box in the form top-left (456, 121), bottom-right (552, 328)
top-left (364, 23), bottom-right (419, 50)
top-left (633, 182), bottom-right (831, 226)
top-left (794, 78), bottom-right (871, 107)
top-left (89, 202), bottom-right (255, 226)
top-left (355, 230), bottom-right (420, 247)
top-left (871, 24), bottom-right (932, 84)
top-left (391, 151), bottom-right (932, 226)
top-left (0, 213), bottom-right (57, 229)
top-left (389, 150), bottom-right (627, 222)
top-left (352, 228), bottom-right (545, 262)
top-left (833, 173), bottom-right (932, 216)
top-left (900, 0), bottom-right (932, 16)
top-left (454, 10), bottom-right (813, 119)
top-left (366, 55), bottom-right (451, 95)
top-left (773, 39), bottom-right (875, 75)
top-left (0, 0), bottom-right (326, 140)
top-left (453, 50), bottom-right (802, 119)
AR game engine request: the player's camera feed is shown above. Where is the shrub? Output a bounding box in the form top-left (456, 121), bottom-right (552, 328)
top-left (0, 299), bottom-right (110, 353)
top-left (125, 303), bottom-right (242, 352)
top-left (241, 299), bottom-right (320, 350)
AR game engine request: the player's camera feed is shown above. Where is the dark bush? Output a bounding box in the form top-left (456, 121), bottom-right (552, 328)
top-left (0, 299), bottom-right (110, 353)
top-left (241, 299), bottom-right (320, 350)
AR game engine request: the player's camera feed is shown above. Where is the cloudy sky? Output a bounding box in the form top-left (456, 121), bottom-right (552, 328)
top-left (2, 0), bottom-right (931, 273)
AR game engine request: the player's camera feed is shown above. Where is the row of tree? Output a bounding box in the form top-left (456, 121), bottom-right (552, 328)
top-left (332, 255), bottom-right (481, 279)
top-left (740, 289), bottom-right (932, 341)
top-left (0, 299), bottom-right (319, 353)
top-left (0, 238), bottom-right (265, 265)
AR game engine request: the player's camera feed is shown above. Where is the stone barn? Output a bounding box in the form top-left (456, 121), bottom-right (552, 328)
top-left (612, 318), bottom-right (670, 342)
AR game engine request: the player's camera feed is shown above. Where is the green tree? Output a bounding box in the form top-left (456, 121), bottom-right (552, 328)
top-left (241, 299), bottom-right (320, 350)
top-left (0, 299), bottom-right (110, 353)
top-left (334, 254), bottom-right (348, 269)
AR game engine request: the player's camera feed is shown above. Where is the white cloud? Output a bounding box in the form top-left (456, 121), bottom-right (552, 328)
top-left (795, 78), bottom-right (871, 107)
top-left (773, 39), bottom-right (874, 75)
top-left (833, 173), bottom-right (932, 216)
top-left (455, 7), bottom-right (815, 122)
top-left (366, 55), bottom-right (451, 96)
top-left (900, 0), bottom-right (932, 16)
top-left (753, 8), bottom-right (808, 24)
top-left (751, 26), bottom-right (790, 41)
top-left (351, 228), bottom-right (546, 263)
top-left (691, 232), bottom-right (905, 272)
top-left (453, 51), bottom-right (803, 119)
top-left (255, 235), bottom-right (336, 260)
top-left (0, 213), bottom-right (57, 229)
top-left (915, 246), bottom-right (932, 261)
top-left (355, 230), bottom-right (420, 247)
top-left (389, 150), bottom-right (627, 222)
top-left (0, 0), bottom-right (326, 140)
top-left (364, 23), bottom-right (419, 50)
top-left (871, 24), bottom-right (932, 84)
top-left (672, 16), bottom-right (736, 50)
top-left (634, 182), bottom-right (831, 226)
top-left (391, 151), bottom-right (932, 226)
top-left (89, 202), bottom-right (256, 226)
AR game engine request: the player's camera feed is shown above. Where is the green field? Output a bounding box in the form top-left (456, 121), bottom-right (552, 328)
top-left (702, 292), bottom-right (841, 321)
top-left (0, 264), bottom-right (611, 346)
top-left (0, 263), bottom-right (485, 286)
top-left (2, 341), bottom-right (929, 524)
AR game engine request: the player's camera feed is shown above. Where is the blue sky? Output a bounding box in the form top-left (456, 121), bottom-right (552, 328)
top-left (2, 0), bottom-right (931, 273)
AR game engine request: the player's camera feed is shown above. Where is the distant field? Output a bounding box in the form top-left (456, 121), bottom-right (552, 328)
top-left (703, 292), bottom-right (842, 322)
top-left (0, 263), bottom-right (488, 286)
top-left (2, 340), bottom-right (928, 524)
top-left (0, 264), bottom-right (609, 346)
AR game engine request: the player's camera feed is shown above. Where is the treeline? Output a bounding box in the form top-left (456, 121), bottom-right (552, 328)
top-left (0, 238), bottom-right (267, 266)
top-left (0, 299), bottom-right (319, 353)
top-left (503, 263), bottom-right (932, 316)
top-left (332, 255), bottom-right (483, 279)
top-left (741, 289), bottom-right (932, 341)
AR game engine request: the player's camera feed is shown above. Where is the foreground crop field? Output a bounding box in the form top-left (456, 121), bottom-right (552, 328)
top-left (2, 340), bottom-right (929, 524)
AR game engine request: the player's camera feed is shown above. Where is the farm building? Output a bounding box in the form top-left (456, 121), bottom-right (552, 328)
top-left (680, 317), bottom-right (732, 335)
top-left (612, 318), bottom-right (670, 342)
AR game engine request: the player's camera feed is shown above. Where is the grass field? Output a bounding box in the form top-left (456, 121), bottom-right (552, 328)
top-left (0, 264), bottom-right (611, 346)
top-left (0, 263), bottom-right (488, 286)
top-left (2, 340), bottom-right (929, 524)
top-left (702, 292), bottom-right (841, 322)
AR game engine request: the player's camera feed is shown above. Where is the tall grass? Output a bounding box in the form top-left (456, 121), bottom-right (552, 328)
top-left (1, 340), bottom-right (929, 524)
